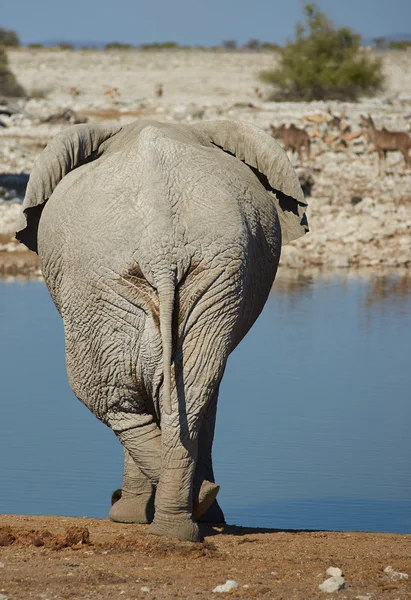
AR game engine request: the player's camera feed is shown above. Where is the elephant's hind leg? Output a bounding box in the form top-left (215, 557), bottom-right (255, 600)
top-left (195, 387), bottom-right (225, 524)
top-left (109, 448), bottom-right (155, 524)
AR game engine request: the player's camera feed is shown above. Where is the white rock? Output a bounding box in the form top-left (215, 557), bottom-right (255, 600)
top-left (140, 586), bottom-right (151, 593)
top-left (319, 575), bottom-right (345, 593)
top-left (357, 230), bottom-right (374, 243)
top-left (212, 580), bottom-right (239, 593)
top-left (384, 566), bottom-right (408, 580)
top-left (0, 562), bottom-right (4, 568)
top-left (326, 567), bottom-right (343, 578)
top-left (332, 254), bottom-right (349, 268)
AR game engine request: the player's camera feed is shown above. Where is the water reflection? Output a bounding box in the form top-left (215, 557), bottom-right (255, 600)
top-left (363, 273), bottom-right (411, 311)
top-left (0, 272), bottom-right (410, 533)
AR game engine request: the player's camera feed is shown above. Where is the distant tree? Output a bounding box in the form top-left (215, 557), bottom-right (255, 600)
top-left (372, 37), bottom-right (387, 50)
top-left (0, 27), bottom-right (21, 47)
top-left (104, 41), bottom-right (134, 50)
top-left (139, 41), bottom-right (180, 51)
top-left (27, 43), bottom-right (45, 49)
top-left (55, 42), bottom-right (75, 50)
top-left (159, 41), bottom-right (179, 49)
top-left (259, 3), bottom-right (384, 101)
top-left (244, 39), bottom-right (261, 51)
top-left (388, 40), bottom-right (411, 50)
top-left (0, 46), bottom-right (25, 97)
top-left (222, 40), bottom-right (237, 51)
top-left (260, 42), bottom-right (281, 51)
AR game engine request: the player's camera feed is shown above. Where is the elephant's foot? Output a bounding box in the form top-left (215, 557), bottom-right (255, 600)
top-left (109, 491), bottom-right (155, 524)
top-left (147, 514), bottom-right (202, 542)
top-left (193, 480), bottom-right (220, 520)
top-left (197, 499), bottom-right (225, 524)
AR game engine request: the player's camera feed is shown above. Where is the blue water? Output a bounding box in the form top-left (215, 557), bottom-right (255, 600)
top-left (0, 273), bottom-right (410, 533)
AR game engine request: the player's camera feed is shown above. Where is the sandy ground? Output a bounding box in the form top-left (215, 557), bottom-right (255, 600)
top-left (1, 48), bottom-right (411, 275)
top-left (0, 515), bottom-right (410, 599)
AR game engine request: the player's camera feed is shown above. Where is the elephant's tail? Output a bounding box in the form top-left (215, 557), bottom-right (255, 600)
top-left (157, 275), bottom-right (175, 415)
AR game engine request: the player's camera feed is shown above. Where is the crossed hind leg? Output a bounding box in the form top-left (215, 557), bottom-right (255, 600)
top-left (110, 389), bottom-right (225, 524)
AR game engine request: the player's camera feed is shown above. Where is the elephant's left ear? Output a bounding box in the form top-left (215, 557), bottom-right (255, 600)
top-left (16, 123), bottom-right (122, 252)
top-left (191, 120), bottom-right (308, 245)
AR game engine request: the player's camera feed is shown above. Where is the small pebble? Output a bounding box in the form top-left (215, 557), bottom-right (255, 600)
top-left (212, 580), bottom-right (238, 593)
top-left (140, 587), bottom-right (151, 593)
top-left (0, 563), bottom-right (4, 568)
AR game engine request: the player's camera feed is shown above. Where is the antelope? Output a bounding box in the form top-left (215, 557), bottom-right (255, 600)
top-left (105, 87), bottom-right (120, 102)
top-left (360, 114), bottom-right (411, 175)
top-left (301, 112), bottom-right (329, 126)
top-left (270, 123), bottom-right (311, 165)
top-left (340, 129), bottom-right (368, 143)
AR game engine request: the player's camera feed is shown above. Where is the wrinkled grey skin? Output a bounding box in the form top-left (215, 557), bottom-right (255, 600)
top-left (16, 119), bottom-right (308, 542)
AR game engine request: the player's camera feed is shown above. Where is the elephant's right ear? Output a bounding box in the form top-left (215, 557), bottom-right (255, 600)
top-left (16, 123), bottom-right (121, 252)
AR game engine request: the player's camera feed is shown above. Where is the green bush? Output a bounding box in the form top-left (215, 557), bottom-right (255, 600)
top-left (104, 41), bottom-right (134, 50)
top-left (54, 42), bottom-right (75, 50)
top-left (139, 42), bottom-right (180, 51)
top-left (259, 3), bottom-right (384, 101)
top-left (388, 40), bottom-right (411, 51)
top-left (260, 42), bottom-right (281, 52)
top-left (0, 46), bottom-right (25, 97)
top-left (0, 27), bottom-right (21, 47)
top-left (243, 39), bottom-right (261, 51)
top-left (27, 43), bottom-right (45, 49)
top-left (222, 40), bottom-right (237, 51)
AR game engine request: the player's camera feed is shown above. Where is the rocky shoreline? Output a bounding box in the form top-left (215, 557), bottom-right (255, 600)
top-left (1, 48), bottom-right (411, 277)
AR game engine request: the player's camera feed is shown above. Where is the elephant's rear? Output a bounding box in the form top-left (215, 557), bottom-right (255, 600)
top-left (37, 123), bottom-right (282, 414)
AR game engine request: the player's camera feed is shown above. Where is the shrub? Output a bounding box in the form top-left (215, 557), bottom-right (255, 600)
top-left (259, 3), bottom-right (384, 101)
top-left (260, 42), bottom-right (281, 52)
top-left (243, 39), bottom-right (261, 51)
top-left (0, 46), bottom-right (25, 97)
top-left (0, 27), bottom-right (21, 47)
top-left (372, 37), bottom-right (387, 50)
top-left (51, 42), bottom-right (75, 50)
top-left (222, 40), bottom-right (237, 51)
top-left (388, 40), bottom-right (411, 51)
top-left (104, 41), bottom-right (134, 50)
top-left (29, 86), bottom-right (49, 99)
top-left (139, 42), bottom-right (180, 51)
top-left (27, 43), bottom-right (45, 49)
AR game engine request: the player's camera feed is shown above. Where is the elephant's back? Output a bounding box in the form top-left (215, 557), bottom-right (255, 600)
top-left (38, 122), bottom-right (281, 286)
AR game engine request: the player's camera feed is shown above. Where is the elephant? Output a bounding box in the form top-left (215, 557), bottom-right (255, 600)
top-left (16, 119), bottom-right (308, 542)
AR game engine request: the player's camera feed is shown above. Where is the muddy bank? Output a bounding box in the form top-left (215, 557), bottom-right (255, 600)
top-left (0, 515), bottom-right (410, 599)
